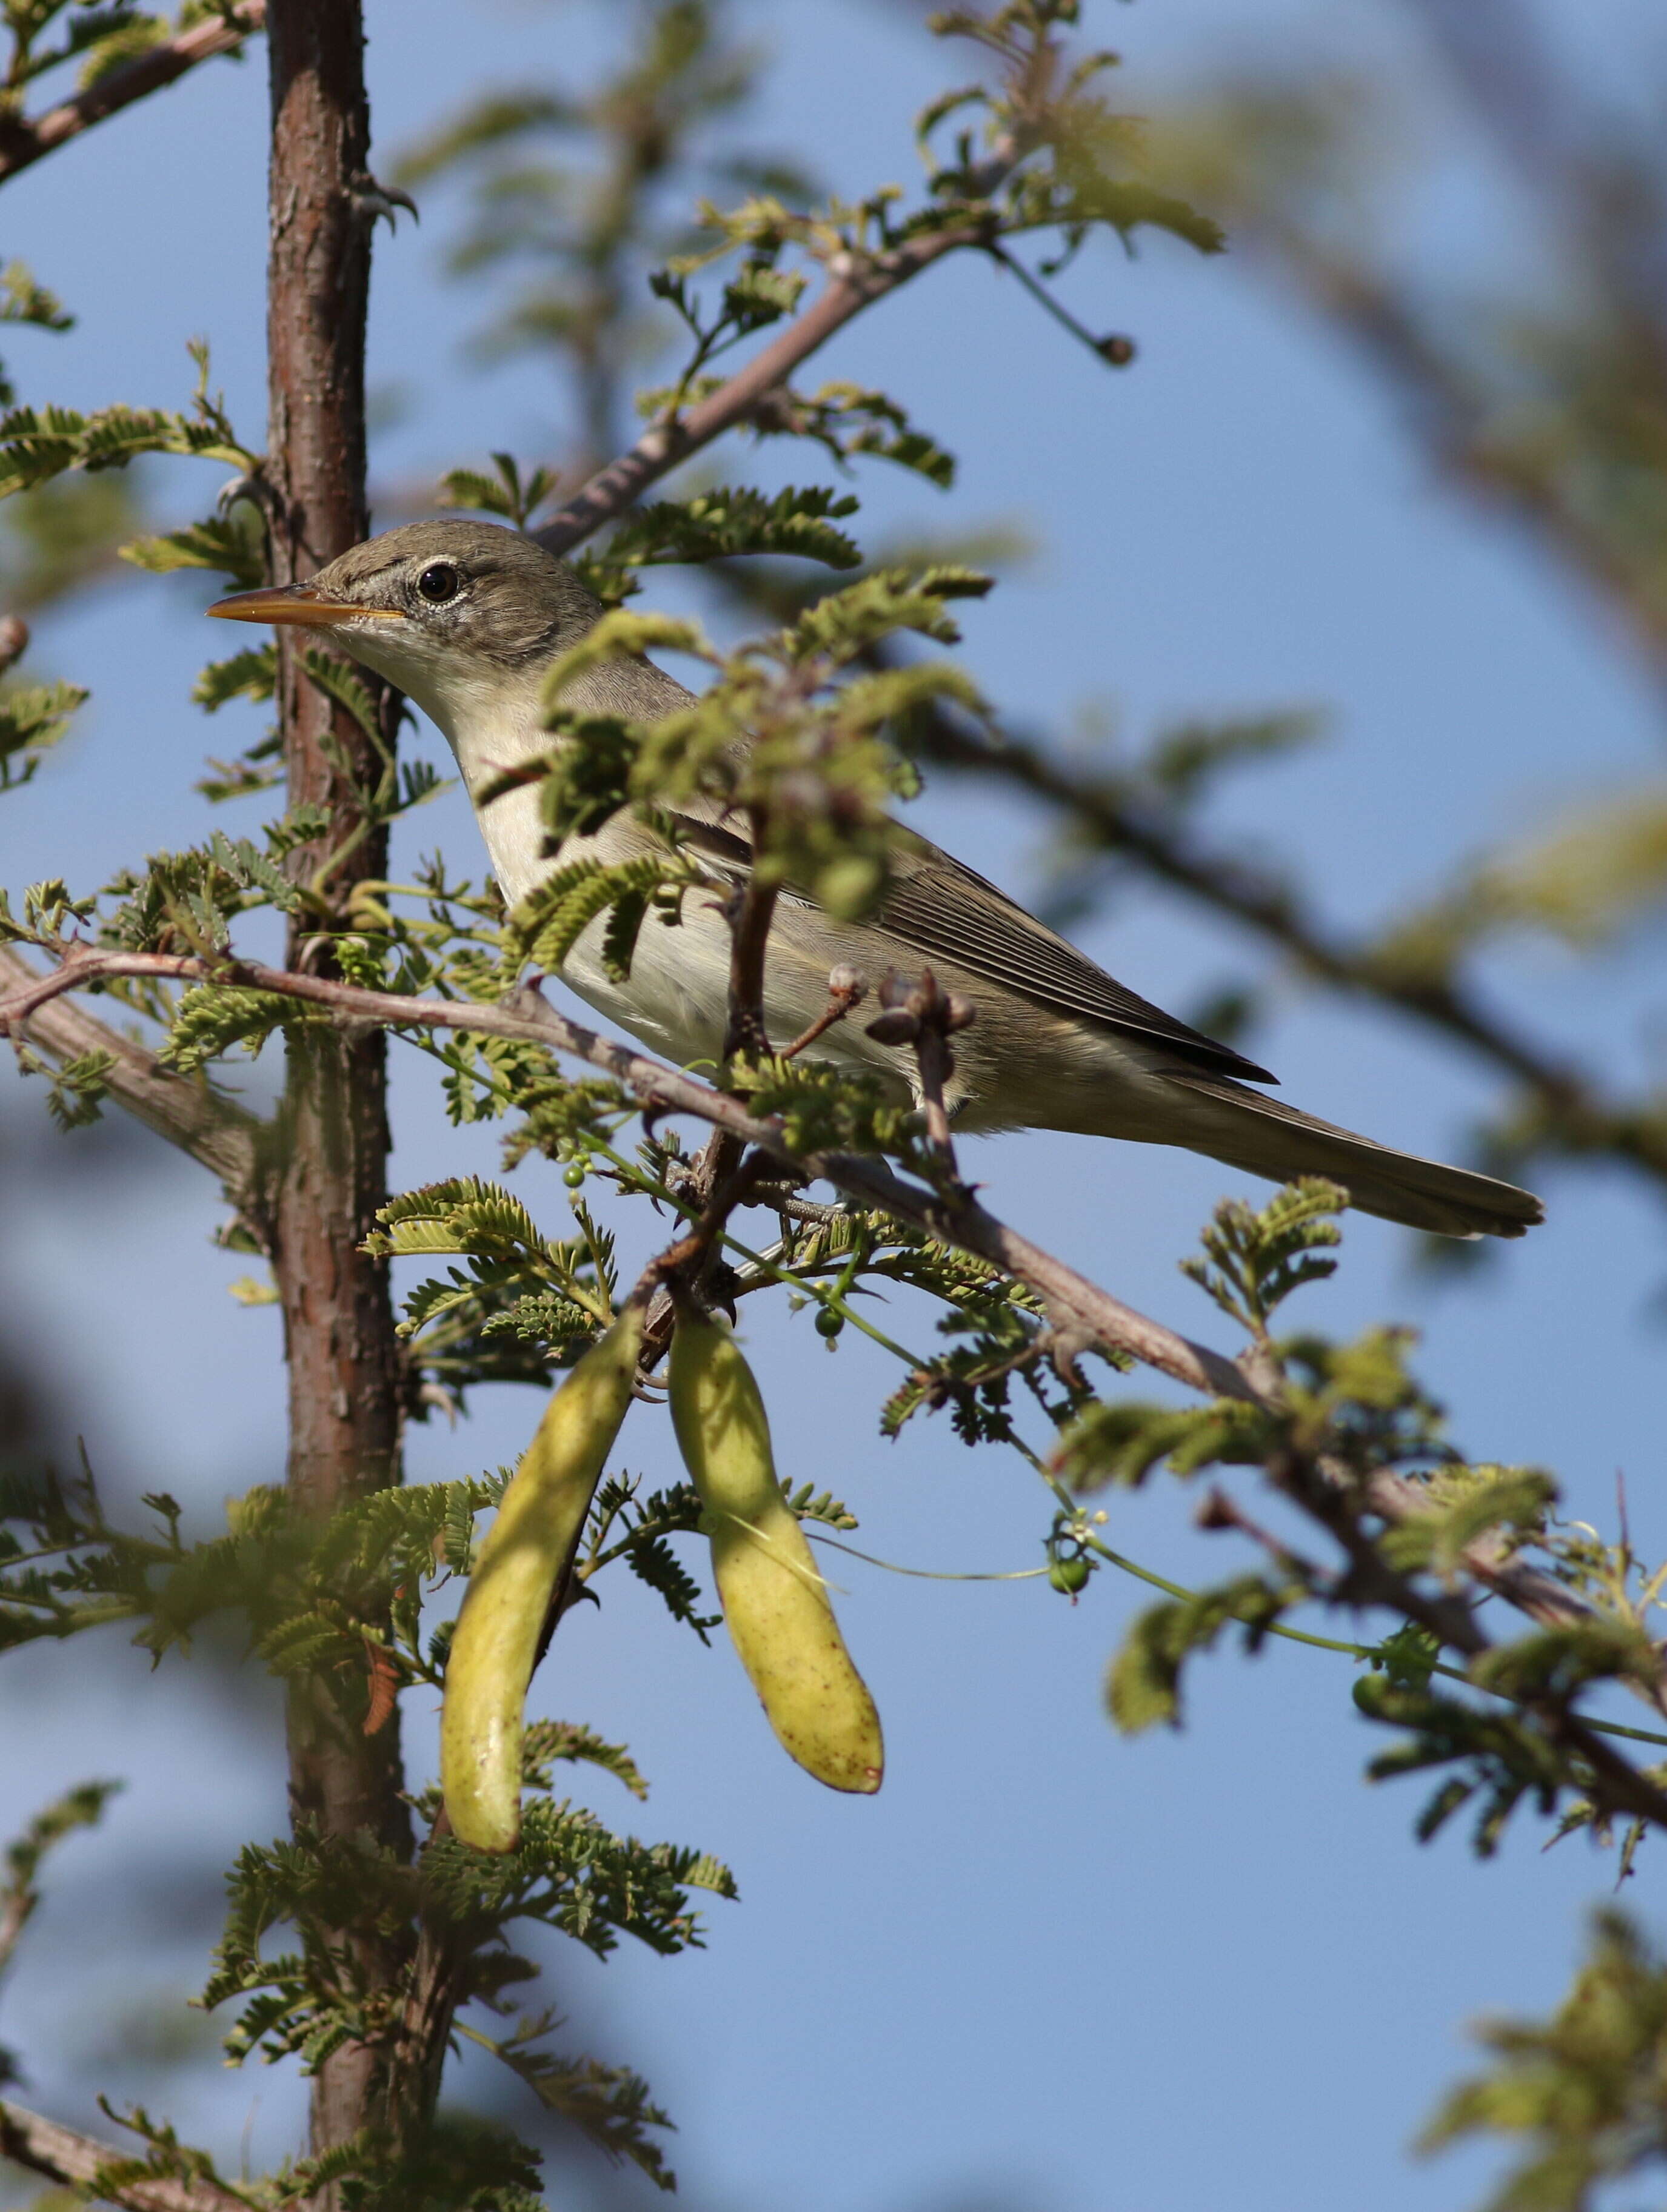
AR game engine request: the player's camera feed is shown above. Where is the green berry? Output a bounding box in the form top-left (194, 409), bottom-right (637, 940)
top-left (814, 1306), bottom-right (844, 1340)
top-left (1048, 1553), bottom-right (1092, 1596)
top-left (564, 1162), bottom-right (587, 1188)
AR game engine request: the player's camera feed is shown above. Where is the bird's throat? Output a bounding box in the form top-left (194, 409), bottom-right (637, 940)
top-left (440, 700), bottom-right (565, 910)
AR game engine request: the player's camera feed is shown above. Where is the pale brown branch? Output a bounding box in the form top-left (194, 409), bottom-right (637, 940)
top-left (12, 973), bottom-right (1654, 1817)
top-left (0, 939), bottom-right (1626, 1688)
top-left (0, 944), bottom-right (267, 1219)
top-left (0, 942), bottom-right (1286, 1403)
top-left (0, 2099), bottom-right (254, 2212)
top-left (0, 3), bottom-right (267, 188)
top-left (1268, 1443), bottom-right (1667, 1829)
top-left (13, 950), bottom-right (1667, 1809)
top-left (530, 193), bottom-right (1009, 557)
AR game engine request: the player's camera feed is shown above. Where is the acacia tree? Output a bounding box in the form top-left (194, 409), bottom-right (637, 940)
top-left (2, 4), bottom-right (1667, 2210)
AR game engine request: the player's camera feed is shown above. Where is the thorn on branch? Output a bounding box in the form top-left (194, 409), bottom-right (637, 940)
top-left (216, 467), bottom-right (281, 529)
top-left (349, 170), bottom-right (419, 232)
top-left (362, 1638), bottom-right (398, 1737)
top-left (1040, 1317), bottom-right (1097, 1393)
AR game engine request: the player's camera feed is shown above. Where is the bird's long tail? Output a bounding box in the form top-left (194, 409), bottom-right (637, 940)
top-left (1156, 1072), bottom-right (1543, 1239)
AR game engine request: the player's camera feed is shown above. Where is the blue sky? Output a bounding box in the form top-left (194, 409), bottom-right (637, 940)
top-left (3, 4), bottom-right (1666, 2209)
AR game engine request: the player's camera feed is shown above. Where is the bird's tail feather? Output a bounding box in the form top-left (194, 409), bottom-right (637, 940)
top-left (1158, 1073), bottom-right (1543, 1239)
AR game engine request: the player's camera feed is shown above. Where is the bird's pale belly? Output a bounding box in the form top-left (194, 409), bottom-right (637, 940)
top-left (553, 889), bottom-right (1181, 1144)
top-left (556, 902), bottom-right (732, 1072)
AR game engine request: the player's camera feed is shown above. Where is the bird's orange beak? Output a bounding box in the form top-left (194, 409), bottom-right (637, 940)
top-left (207, 584), bottom-right (407, 627)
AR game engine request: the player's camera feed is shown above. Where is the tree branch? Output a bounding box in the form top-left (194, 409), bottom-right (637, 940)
top-left (0, 3), bottom-right (267, 189)
top-left (262, 0), bottom-right (411, 2189)
top-left (0, 2100), bottom-right (253, 2212)
top-left (1265, 1442), bottom-right (1667, 1828)
top-left (530, 190), bottom-right (1010, 557)
top-left (0, 943), bottom-right (268, 1224)
top-left (721, 826), bottom-right (779, 1061)
top-left (0, 939), bottom-right (1636, 1697)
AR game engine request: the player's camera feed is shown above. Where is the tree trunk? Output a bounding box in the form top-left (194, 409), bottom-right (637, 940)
top-left (264, 3), bottom-right (412, 2191)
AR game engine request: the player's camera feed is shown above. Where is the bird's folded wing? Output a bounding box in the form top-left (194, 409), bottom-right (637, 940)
top-left (666, 806), bottom-right (1276, 1086)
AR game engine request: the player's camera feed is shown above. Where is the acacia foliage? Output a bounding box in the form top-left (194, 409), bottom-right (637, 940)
top-left (3, 5), bottom-right (1666, 2211)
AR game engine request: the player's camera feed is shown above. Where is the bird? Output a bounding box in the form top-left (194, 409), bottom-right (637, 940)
top-left (208, 518), bottom-right (1543, 1240)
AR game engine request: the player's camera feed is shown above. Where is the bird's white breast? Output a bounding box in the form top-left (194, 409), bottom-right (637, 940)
top-left (416, 688), bottom-right (732, 1068)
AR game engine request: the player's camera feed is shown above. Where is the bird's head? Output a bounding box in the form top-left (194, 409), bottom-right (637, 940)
top-left (208, 518), bottom-right (606, 745)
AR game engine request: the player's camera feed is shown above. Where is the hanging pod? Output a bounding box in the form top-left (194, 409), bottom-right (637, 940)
top-left (670, 1305), bottom-right (883, 1794)
top-left (441, 1301), bottom-right (647, 1852)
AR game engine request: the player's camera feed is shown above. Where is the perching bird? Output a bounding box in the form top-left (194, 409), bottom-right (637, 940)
top-left (209, 519), bottom-right (1543, 1239)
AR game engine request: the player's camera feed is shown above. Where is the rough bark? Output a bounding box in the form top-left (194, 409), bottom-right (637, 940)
top-left (264, 2), bottom-right (412, 2186)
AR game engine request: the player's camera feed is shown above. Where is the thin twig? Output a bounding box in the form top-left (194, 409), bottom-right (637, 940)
top-left (780, 965), bottom-right (867, 1059)
top-left (1196, 1483), bottom-right (1322, 1581)
top-left (0, 3), bottom-right (267, 189)
top-left (1268, 1443), bottom-right (1667, 1827)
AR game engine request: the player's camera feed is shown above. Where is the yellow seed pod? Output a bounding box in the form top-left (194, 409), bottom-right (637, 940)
top-left (441, 1301), bottom-right (646, 1852)
top-left (669, 1307), bottom-right (883, 1794)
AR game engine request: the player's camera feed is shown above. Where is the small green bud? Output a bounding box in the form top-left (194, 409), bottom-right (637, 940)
top-left (564, 1161), bottom-right (587, 1188)
top-left (815, 1305), bottom-right (845, 1341)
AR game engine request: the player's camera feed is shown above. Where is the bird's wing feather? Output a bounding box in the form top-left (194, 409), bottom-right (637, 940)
top-left (666, 806), bottom-right (1275, 1085)
top-left (878, 842), bottom-right (1276, 1082)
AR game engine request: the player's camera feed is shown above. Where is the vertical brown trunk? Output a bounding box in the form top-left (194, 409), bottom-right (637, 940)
top-left (263, 2), bottom-right (412, 2188)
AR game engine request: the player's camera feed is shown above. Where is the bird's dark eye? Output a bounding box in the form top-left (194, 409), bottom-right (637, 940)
top-left (416, 561), bottom-right (462, 605)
